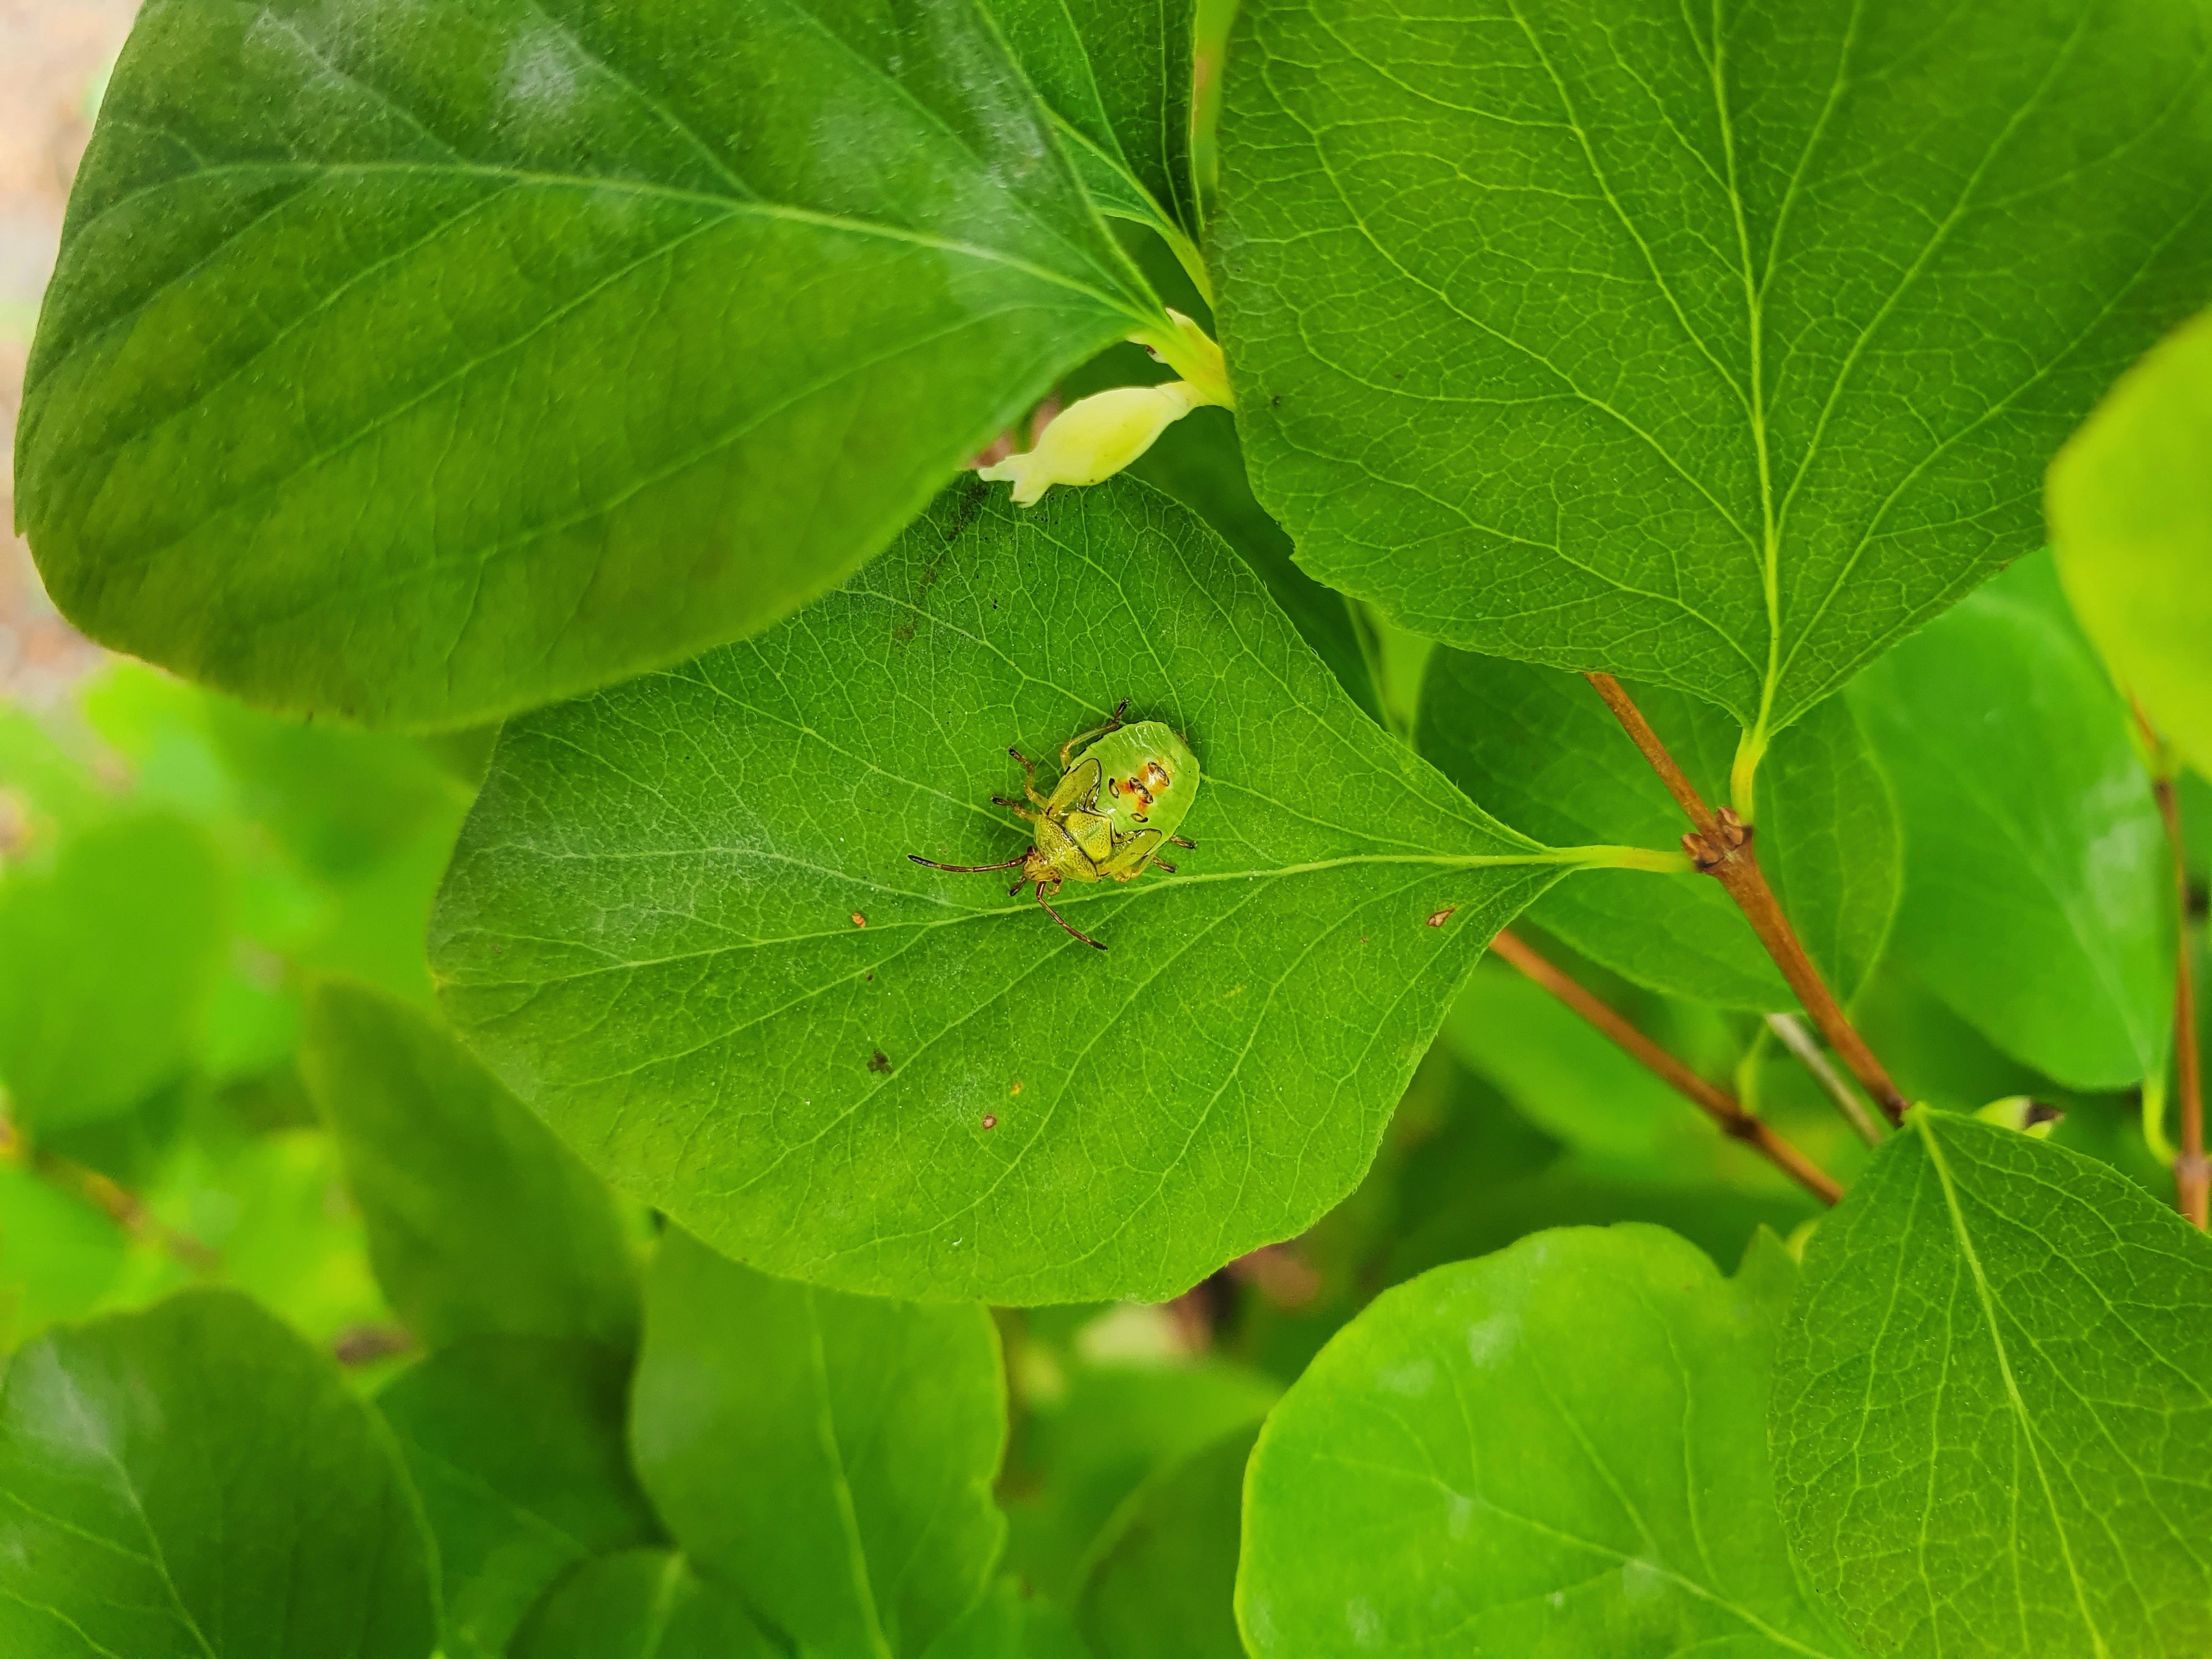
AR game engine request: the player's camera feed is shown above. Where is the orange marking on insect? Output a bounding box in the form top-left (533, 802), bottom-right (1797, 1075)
top-left (1426, 906), bottom-right (1457, 927)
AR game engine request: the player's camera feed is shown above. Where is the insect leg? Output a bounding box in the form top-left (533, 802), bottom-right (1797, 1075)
top-left (1008, 746), bottom-right (1049, 809)
top-left (1149, 858), bottom-right (1177, 874)
top-left (1036, 888), bottom-right (1107, 950)
top-left (909, 853), bottom-right (1028, 874)
top-left (1057, 698), bottom-right (1130, 769)
top-left (1170, 835), bottom-right (1196, 849)
top-left (990, 794), bottom-right (1040, 822)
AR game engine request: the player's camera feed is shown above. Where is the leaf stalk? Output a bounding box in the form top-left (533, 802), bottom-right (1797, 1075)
top-left (2135, 701), bottom-right (2206, 1228)
top-left (1490, 929), bottom-right (1842, 1205)
top-left (1583, 672), bottom-right (1911, 1126)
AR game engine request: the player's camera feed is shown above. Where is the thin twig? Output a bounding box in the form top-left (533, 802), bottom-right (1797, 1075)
top-left (1583, 673), bottom-right (1911, 1126)
top-left (1765, 1012), bottom-right (1884, 1147)
top-left (2136, 701), bottom-right (2206, 1228)
top-left (1492, 929), bottom-right (1842, 1204)
top-left (0, 1114), bottom-right (221, 1273)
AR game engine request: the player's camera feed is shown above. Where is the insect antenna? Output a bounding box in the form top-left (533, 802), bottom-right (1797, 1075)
top-left (909, 853), bottom-right (1029, 874)
top-left (1036, 890), bottom-right (1107, 951)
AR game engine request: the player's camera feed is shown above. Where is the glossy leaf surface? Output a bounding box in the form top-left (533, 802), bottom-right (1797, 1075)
top-left (631, 1230), bottom-right (1006, 1659)
top-left (1772, 1111), bottom-right (2212, 1658)
top-left (380, 1335), bottom-right (663, 1659)
top-left (302, 979), bottom-right (640, 1350)
top-left (432, 478), bottom-right (1596, 1303)
top-left (2050, 305), bottom-right (2212, 778)
top-left (1213, 0), bottom-right (2212, 741)
top-left (0, 1290), bottom-right (436, 1658)
top-left (1849, 554), bottom-right (2170, 1090)
top-left (1423, 653), bottom-right (1897, 1008)
top-left (0, 812), bottom-right (225, 1130)
top-left (1238, 1226), bottom-right (1858, 1658)
top-left (20, 0), bottom-right (1153, 727)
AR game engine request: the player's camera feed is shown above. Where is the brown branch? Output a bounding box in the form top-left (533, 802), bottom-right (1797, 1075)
top-left (0, 1115), bottom-right (221, 1273)
top-left (2136, 702), bottom-right (2207, 1228)
top-left (1492, 929), bottom-right (1842, 1205)
top-left (1584, 673), bottom-right (1911, 1127)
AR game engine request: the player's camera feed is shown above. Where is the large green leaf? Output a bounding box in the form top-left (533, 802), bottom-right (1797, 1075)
top-left (1075, 1423), bottom-right (1255, 1659)
top-left (1771, 1110), bottom-right (2212, 1658)
top-left (1849, 554), bottom-right (2170, 1090)
top-left (0, 811), bottom-right (226, 1130)
top-left (2049, 305), bottom-right (2212, 778)
top-left (987, 0), bottom-right (1200, 251)
top-left (0, 1289), bottom-right (437, 1658)
top-left (379, 1335), bottom-right (664, 1659)
top-left (921, 1579), bottom-right (1091, 1659)
top-left (1212, 0), bottom-right (2212, 759)
top-left (1422, 653), bottom-right (1897, 1008)
top-left (631, 1229), bottom-right (1007, 1659)
top-left (1238, 1226), bottom-right (1859, 1658)
top-left (431, 478), bottom-right (1639, 1303)
top-left (301, 978), bottom-right (640, 1350)
top-left (19, 0), bottom-right (1161, 730)
top-left (509, 1549), bottom-right (776, 1659)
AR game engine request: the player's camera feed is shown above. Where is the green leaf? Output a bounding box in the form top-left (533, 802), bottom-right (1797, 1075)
top-left (1075, 1423), bottom-right (1255, 1659)
top-left (379, 1335), bottom-right (664, 1659)
top-left (1238, 1226), bottom-right (1858, 1658)
top-left (1422, 653), bottom-right (1897, 1008)
top-left (986, 0), bottom-right (1200, 247)
top-left (508, 1549), bottom-right (776, 1659)
top-left (0, 1163), bottom-right (127, 1348)
top-left (1213, 0), bottom-right (2212, 753)
top-left (432, 477), bottom-right (1613, 1303)
top-left (631, 1229), bottom-right (1007, 1659)
top-left (1004, 1353), bottom-right (1278, 1601)
top-left (0, 811), bottom-right (226, 1130)
top-left (1771, 1110), bottom-right (2212, 1658)
top-left (2049, 306), bottom-right (2212, 778)
top-left (922, 1579), bottom-right (1092, 1659)
top-left (0, 1289), bottom-right (437, 1658)
top-left (1849, 554), bottom-right (2170, 1090)
top-left (21, 0), bottom-right (1160, 730)
top-left (302, 978), bottom-right (640, 1350)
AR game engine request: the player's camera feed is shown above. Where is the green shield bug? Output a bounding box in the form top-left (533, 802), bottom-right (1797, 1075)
top-left (909, 699), bottom-right (1199, 950)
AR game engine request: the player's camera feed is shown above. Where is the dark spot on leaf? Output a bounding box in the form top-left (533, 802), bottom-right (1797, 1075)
top-left (868, 1049), bottom-right (891, 1074)
top-left (1426, 906), bottom-right (1457, 927)
top-left (981, 1113), bottom-right (998, 1130)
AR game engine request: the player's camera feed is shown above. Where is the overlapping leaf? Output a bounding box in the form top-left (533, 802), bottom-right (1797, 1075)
top-left (20, 0), bottom-right (1160, 727)
top-left (2050, 304), bottom-right (2212, 778)
top-left (1238, 1225), bottom-right (1858, 1657)
top-left (631, 1231), bottom-right (1006, 1658)
top-left (1213, 0), bottom-right (2212, 751)
top-left (1849, 554), bottom-right (2170, 1090)
top-left (431, 478), bottom-right (1632, 1302)
top-left (1423, 653), bottom-right (1896, 1008)
top-left (1772, 1111), bottom-right (2212, 1658)
top-left (0, 1290), bottom-right (437, 1658)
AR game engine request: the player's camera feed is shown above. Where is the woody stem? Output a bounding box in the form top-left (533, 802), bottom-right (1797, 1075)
top-left (1491, 929), bottom-right (1842, 1205)
top-left (1584, 672), bottom-right (1910, 1128)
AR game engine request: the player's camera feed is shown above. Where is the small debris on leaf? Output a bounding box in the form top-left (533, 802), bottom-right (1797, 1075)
top-left (981, 1114), bottom-right (998, 1131)
top-left (851, 911), bottom-right (867, 927)
top-left (867, 1049), bottom-right (891, 1074)
top-left (1426, 906), bottom-right (1457, 928)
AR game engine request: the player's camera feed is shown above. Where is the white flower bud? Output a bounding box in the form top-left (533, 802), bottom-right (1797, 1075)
top-left (978, 381), bottom-right (1201, 506)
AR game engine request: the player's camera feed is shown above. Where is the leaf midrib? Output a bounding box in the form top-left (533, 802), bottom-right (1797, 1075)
top-left (1916, 1114), bottom-right (2112, 1659)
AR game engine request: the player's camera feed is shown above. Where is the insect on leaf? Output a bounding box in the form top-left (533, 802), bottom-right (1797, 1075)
top-left (429, 477), bottom-right (1650, 1303)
